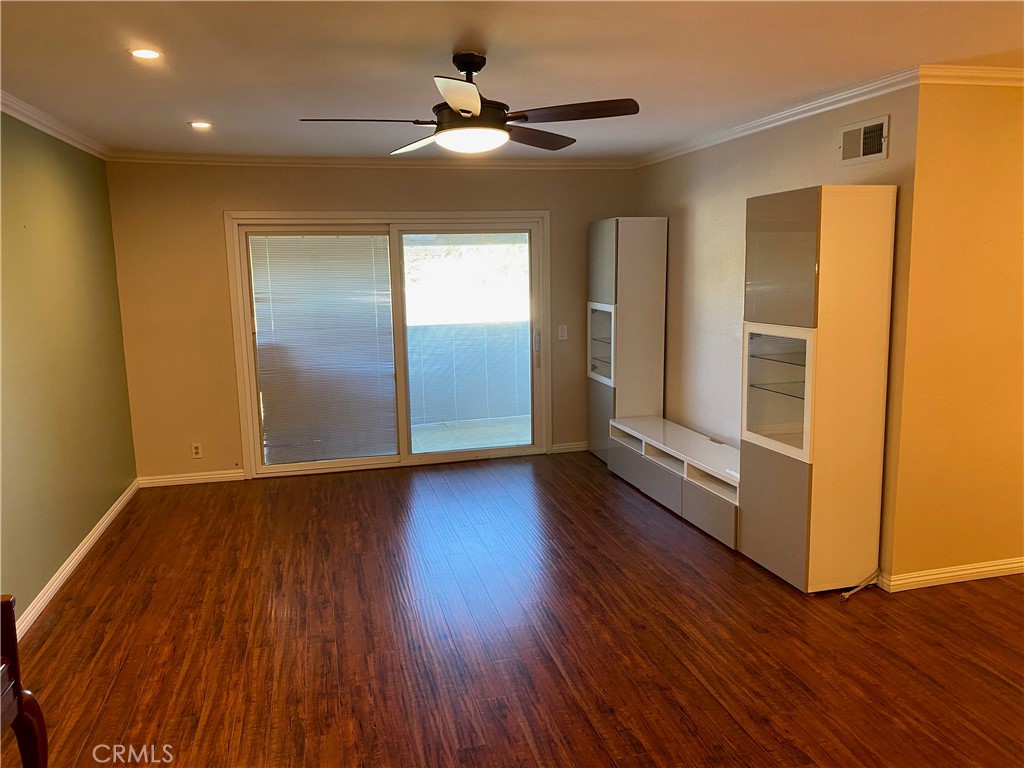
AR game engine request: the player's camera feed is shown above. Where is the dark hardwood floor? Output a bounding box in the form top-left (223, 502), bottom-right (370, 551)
top-left (3, 453), bottom-right (1022, 767)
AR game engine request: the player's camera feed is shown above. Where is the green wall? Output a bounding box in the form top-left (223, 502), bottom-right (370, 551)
top-left (1, 114), bottom-right (136, 615)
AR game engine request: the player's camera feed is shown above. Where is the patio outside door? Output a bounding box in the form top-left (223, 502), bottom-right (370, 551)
top-left (400, 231), bottom-right (535, 455)
top-left (232, 215), bottom-right (547, 478)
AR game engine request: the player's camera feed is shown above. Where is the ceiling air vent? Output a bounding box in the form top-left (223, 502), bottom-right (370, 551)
top-left (839, 115), bottom-right (889, 166)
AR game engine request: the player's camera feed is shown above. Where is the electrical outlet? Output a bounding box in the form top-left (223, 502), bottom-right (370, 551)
top-left (558, 324), bottom-right (568, 341)
top-left (191, 442), bottom-right (203, 459)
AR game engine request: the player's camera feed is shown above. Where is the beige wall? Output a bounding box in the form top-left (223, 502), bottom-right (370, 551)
top-left (105, 163), bottom-right (637, 476)
top-left (888, 84), bottom-right (1023, 575)
top-left (1, 115), bottom-right (136, 613)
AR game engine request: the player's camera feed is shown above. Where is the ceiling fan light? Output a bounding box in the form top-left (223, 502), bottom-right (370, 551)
top-left (434, 127), bottom-right (509, 154)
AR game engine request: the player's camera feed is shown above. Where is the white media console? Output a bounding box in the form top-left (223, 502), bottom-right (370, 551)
top-left (607, 416), bottom-right (740, 548)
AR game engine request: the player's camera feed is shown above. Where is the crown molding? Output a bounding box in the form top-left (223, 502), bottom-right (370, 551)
top-left (5, 65), bottom-right (1020, 172)
top-left (1, 90), bottom-right (111, 159)
top-left (918, 65), bottom-right (1024, 87)
top-left (638, 64), bottom-right (1023, 167)
top-left (638, 67), bottom-right (921, 167)
top-left (103, 150), bottom-right (637, 171)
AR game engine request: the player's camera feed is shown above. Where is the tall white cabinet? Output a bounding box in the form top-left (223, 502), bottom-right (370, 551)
top-left (587, 217), bottom-right (668, 462)
top-left (739, 185), bottom-right (897, 592)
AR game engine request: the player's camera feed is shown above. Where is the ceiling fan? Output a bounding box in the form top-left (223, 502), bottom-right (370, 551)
top-left (301, 52), bottom-right (640, 155)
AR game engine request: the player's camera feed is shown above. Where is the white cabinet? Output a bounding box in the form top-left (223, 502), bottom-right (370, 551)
top-left (609, 417), bottom-right (740, 548)
top-left (739, 185), bottom-right (897, 593)
top-left (586, 217), bottom-right (668, 462)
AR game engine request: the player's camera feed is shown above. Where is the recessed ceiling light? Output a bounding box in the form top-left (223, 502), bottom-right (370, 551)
top-left (188, 121), bottom-right (212, 130)
top-left (131, 49), bottom-right (161, 60)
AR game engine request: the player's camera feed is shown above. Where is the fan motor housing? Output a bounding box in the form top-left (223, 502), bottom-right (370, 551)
top-left (432, 98), bottom-right (510, 132)
top-left (452, 52), bottom-right (487, 76)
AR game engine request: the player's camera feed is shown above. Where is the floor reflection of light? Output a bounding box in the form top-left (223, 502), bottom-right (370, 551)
top-left (395, 462), bottom-right (553, 614)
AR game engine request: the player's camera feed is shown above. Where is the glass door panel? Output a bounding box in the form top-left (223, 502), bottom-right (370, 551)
top-left (742, 322), bottom-right (813, 462)
top-left (248, 233), bottom-right (397, 467)
top-left (401, 232), bottom-right (533, 454)
top-left (587, 302), bottom-right (614, 385)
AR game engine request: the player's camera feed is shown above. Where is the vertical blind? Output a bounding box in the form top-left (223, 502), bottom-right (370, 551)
top-left (248, 233), bottom-right (397, 465)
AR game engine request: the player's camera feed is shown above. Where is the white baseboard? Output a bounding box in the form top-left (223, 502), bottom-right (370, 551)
top-left (879, 557), bottom-right (1024, 592)
top-left (17, 479), bottom-right (140, 639)
top-left (550, 442), bottom-right (590, 454)
top-left (137, 469), bottom-right (245, 487)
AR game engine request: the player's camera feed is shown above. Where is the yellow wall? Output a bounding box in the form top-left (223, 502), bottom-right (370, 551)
top-left (1, 115), bottom-right (136, 613)
top-left (888, 84), bottom-right (1024, 575)
top-left (105, 162), bottom-right (637, 476)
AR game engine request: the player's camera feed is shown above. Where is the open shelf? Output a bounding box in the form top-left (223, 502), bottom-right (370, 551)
top-left (643, 443), bottom-right (686, 477)
top-left (685, 465), bottom-right (738, 505)
top-left (609, 425), bottom-right (643, 453)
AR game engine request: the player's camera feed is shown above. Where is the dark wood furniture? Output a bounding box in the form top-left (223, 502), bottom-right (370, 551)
top-left (1, 595), bottom-right (47, 768)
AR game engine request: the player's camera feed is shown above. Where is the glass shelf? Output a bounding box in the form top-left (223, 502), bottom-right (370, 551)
top-left (749, 381), bottom-right (805, 400)
top-left (592, 337), bottom-right (612, 344)
top-left (591, 355), bottom-right (611, 364)
top-left (749, 351), bottom-right (806, 367)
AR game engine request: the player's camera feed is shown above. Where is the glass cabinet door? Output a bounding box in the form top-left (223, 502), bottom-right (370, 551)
top-left (587, 302), bottom-right (614, 386)
top-left (742, 323), bottom-right (813, 462)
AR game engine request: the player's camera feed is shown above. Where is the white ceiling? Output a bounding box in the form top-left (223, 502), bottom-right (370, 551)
top-left (2, 1), bottom-right (1021, 165)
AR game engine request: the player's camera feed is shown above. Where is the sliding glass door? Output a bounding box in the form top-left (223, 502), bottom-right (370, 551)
top-left (401, 232), bottom-right (534, 455)
top-left (233, 215), bottom-right (546, 477)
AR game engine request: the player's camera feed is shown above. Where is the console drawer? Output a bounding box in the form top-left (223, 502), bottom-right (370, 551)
top-left (608, 441), bottom-right (682, 515)
top-left (680, 477), bottom-right (737, 548)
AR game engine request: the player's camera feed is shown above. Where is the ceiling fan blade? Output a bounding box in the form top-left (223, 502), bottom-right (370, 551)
top-left (300, 118), bottom-right (436, 125)
top-left (434, 76), bottom-right (481, 117)
top-left (507, 125), bottom-right (576, 151)
top-left (506, 98), bottom-right (639, 124)
top-left (390, 134), bottom-right (438, 155)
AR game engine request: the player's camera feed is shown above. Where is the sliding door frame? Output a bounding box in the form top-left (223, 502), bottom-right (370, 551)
top-left (224, 210), bottom-right (551, 479)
